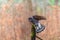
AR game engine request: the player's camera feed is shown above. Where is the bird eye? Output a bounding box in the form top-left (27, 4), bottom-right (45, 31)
top-left (29, 18), bottom-right (32, 21)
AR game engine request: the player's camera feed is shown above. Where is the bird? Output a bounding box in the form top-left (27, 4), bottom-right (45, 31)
top-left (28, 15), bottom-right (46, 33)
top-left (33, 15), bottom-right (46, 20)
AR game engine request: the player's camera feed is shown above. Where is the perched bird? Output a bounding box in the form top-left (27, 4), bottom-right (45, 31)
top-left (29, 15), bottom-right (46, 33)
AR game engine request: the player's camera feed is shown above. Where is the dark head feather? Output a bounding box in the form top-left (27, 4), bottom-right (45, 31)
top-left (33, 15), bottom-right (46, 21)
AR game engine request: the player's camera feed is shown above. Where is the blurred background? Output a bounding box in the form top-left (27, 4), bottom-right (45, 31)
top-left (0, 0), bottom-right (60, 40)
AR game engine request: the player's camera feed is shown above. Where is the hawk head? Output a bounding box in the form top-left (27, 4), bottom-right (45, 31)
top-left (33, 15), bottom-right (46, 21)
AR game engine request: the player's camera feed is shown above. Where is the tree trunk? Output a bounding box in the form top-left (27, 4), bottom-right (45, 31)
top-left (0, 0), bottom-right (33, 40)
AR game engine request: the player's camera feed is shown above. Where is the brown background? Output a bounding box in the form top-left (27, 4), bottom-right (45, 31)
top-left (0, 0), bottom-right (60, 40)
